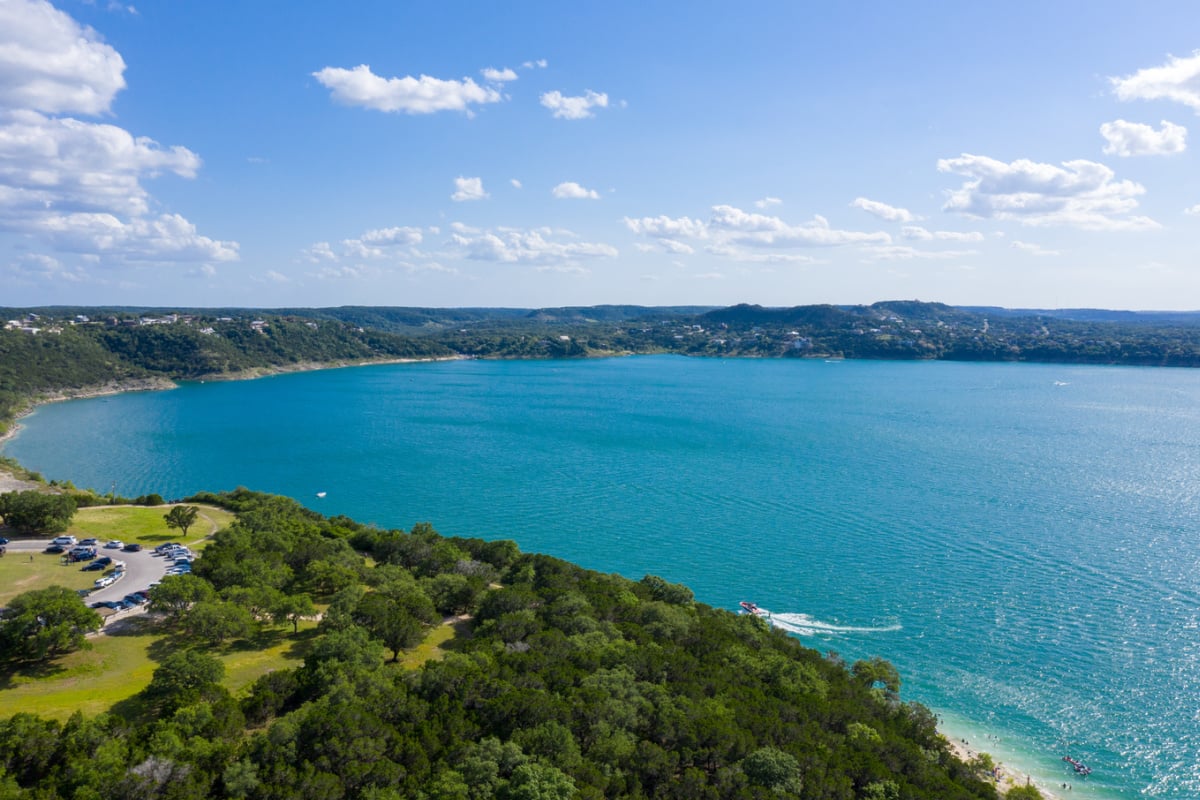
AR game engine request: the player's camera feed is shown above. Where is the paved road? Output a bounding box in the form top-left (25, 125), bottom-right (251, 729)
top-left (4, 538), bottom-right (173, 603)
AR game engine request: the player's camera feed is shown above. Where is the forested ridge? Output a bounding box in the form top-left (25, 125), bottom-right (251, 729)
top-left (7, 300), bottom-right (1200, 433)
top-left (0, 489), bottom-right (998, 800)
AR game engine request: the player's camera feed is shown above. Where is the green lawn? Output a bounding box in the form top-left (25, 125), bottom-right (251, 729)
top-left (70, 503), bottom-right (235, 547)
top-left (0, 551), bottom-right (97, 606)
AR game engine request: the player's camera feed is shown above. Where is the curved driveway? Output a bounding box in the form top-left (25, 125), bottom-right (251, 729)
top-left (4, 539), bottom-right (172, 603)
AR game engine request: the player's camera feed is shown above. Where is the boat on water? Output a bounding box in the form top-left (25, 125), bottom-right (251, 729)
top-left (1062, 756), bottom-right (1092, 777)
top-left (739, 601), bottom-right (770, 618)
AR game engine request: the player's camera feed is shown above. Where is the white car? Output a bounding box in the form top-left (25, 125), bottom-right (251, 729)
top-left (94, 575), bottom-right (115, 588)
top-left (52, 535), bottom-right (77, 546)
top-left (104, 540), bottom-right (124, 549)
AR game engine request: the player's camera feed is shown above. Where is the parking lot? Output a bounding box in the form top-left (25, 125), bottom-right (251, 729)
top-left (4, 538), bottom-right (188, 611)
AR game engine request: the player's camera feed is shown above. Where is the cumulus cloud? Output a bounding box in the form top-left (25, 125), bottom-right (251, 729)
top-left (1099, 119), bottom-right (1186, 156)
top-left (551, 181), bottom-right (599, 199)
top-left (1186, 204), bottom-right (1200, 215)
top-left (313, 64), bottom-right (502, 114)
top-left (0, 0), bottom-right (126, 115)
top-left (451, 176), bottom-right (488, 201)
top-left (1111, 51), bottom-right (1200, 112)
top-left (625, 205), bottom-right (889, 259)
top-left (1011, 240), bottom-right (1060, 256)
top-left (481, 66), bottom-right (518, 83)
top-left (448, 225), bottom-right (617, 265)
top-left (850, 197), bottom-right (915, 222)
top-left (755, 197), bottom-right (782, 209)
top-left (0, 0), bottom-right (235, 270)
top-left (708, 205), bottom-right (891, 247)
top-left (510, 178), bottom-right (522, 189)
top-left (540, 89), bottom-right (609, 119)
top-left (937, 153), bottom-right (1158, 231)
top-left (900, 226), bottom-right (983, 242)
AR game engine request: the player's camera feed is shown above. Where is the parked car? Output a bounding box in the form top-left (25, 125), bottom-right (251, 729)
top-left (82, 561), bottom-right (105, 572)
top-left (52, 535), bottom-right (77, 546)
top-left (124, 594), bottom-right (147, 605)
top-left (44, 544), bottom-right (65, 554)
top-left (0, 537), bottom-right (9, 545)
top-left (79, 538), bottom-right (99, 546)
top-left (122, 543), bottom-right (143, 552)
top-left (104, 540), bottom-right (124, 549)
top-left (94, 576), bottom-right (115, 588)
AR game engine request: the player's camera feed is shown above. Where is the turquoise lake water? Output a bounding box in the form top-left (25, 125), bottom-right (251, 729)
top-left (6, 356), bottom-right (1200, 798)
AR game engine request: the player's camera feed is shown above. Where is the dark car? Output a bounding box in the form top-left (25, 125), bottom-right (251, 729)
top-left (95, 556), bottom-right (112, 566)
top-left (82, 561), bottom-right (106, 571)
top-left (124, 594), bottom-right (147, 605)
top-left (79, 538), bottom-right (98, 546)
top-left (0, 537), bottom-right (9, 545)
top-left (122, 543), bottom-right (143, 552)
top-left (90, 601), bottom-right (108, 609)
top-left (44, 544), bottom-right (65, 554)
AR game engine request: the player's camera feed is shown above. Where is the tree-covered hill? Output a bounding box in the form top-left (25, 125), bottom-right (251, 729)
top-left (0, 489), bottom-right (999, 800)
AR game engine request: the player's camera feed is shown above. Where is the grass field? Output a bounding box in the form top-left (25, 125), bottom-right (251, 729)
top-left (0, 552), bottom-right (97, 606)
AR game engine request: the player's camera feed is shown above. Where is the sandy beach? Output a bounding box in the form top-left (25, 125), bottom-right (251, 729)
top-left (942, 728), bottom-right (1082, 800)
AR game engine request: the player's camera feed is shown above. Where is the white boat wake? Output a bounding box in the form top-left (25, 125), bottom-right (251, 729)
top-left (757, 610), bottom-right (902, 637)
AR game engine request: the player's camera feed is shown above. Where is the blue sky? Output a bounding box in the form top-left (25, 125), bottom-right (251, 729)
top-left (3, 0), bottom-right (1200, 309)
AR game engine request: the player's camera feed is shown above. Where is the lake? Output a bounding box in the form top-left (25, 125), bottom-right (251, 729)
top-left (6, 355), bottom-right (1200, 798)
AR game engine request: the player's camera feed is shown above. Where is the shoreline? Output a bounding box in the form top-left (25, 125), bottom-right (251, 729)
top-left (937, 719), bottom-right (1093, 800)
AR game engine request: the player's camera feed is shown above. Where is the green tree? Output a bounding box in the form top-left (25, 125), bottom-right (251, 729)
top-left (0, 586), bottom-right (101, 662)
top-left (163, 504), bottom-right (200, 537)
top-left (742, 747), bottom-right (803, 794)
top-left (0, 490), bottom-right (76, 535)
top-left (144, 649), bottom-right (226, 712)
top-left (271, 593), bottom-right (317, 633)
top-left (186, 600), bottom-right (254, 644)
top-left (353, 592), bottom-right (425, 661)
top-left (149, 574), bottom-right (216, 621)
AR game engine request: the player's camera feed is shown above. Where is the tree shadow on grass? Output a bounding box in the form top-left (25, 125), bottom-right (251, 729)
top-left (0, 656), bottom-right (69, 689)
top-left (441, 619), bottom-right (475, 653)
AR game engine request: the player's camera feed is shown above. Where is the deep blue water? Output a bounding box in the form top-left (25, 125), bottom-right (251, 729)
top-left (6, 356), bottom-right (1200, 798)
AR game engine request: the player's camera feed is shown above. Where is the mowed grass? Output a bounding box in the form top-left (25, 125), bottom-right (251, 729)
top-left (396, 617), bottom-right (472, 670)
top-left (70, 503), bottom-right (235, 546)
top-left (0, 619), bottom-right (315, 722)
top-left (0, 551), bottom-right (97, 606)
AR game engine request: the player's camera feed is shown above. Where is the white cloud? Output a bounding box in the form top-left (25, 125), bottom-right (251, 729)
top-left (623, 215), bottom-right (709, 239)
top-left (1011, 240), bottom-right (1060, 256)
top-left (313, 64), bottom-right (502, 114)
top-left (540, 89), bottom-right (609, 120)
top-left (481, 66), bottom-right (518, 83)
top-left (851, 197), bottom-right (915, 222)
top-left (551, 181), bottom-right (599, 199)
top-left (626, 205), bottom-right (889, 258)
top-left (265, 270), bottom-right (290, 283)
top-left (448, 225), bottom-right (617, 265)
top-left (0, 0), bottom-right (126, 115)
top-left (708, 205), bottom-right (891, 247)
top-left (755, 196), bottom-right (782, 209)
top-left (1100, 119), bottom-right (1187, 156)
top-left (861, 245), bottom-right (978, 261)
top-left (900, 226), bottom-right (983, 242)
top-left (451, 176), bottom-right (488, 201)
top-left (510, 178), bottom-right (522, 189)
top-left (360, 226), bottom-right (423, 246)
top-left (1185, 204), bottom-right (1200, 215)
top-left (522, 59), bottom-right (548, 70)
top-left (937, 153), bottom-right (1158, 231)
top-left (0, 1), bottom-right (235, 269)
top-left (1111, 51), bottom-right (1200, 112)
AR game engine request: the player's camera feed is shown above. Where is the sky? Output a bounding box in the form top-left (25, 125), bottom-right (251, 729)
top-left (3, 0), bottom-right (1200, 310)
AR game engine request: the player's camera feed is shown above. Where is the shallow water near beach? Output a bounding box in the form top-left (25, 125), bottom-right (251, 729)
top-left (7, 356), bottom-right (1200, 797)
